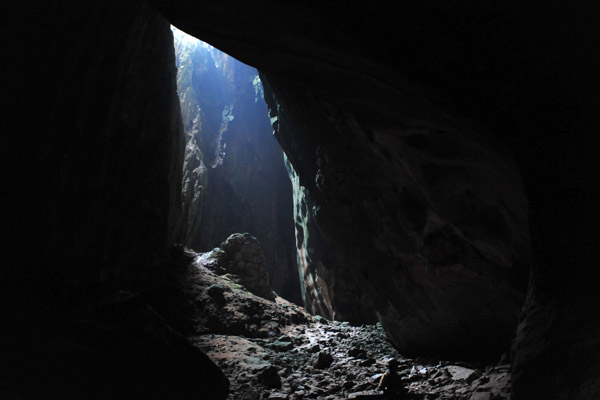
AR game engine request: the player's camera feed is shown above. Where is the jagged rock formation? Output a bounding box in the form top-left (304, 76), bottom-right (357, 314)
top-left (151, 246), bottom-right (310, 338)
top-left (150, 1), bottom-right (600, 397)
top-left (154, 248), bottom-right (511, 399)
top-left (269, 77), bottom-right (529, 361)
top-left (216, 233), bottom-right (276, 301)
top-left (173, 32), bottom-right (300, 304)
top-left (287, 158), bottom-right (376, 324)
top-left (160, 2), bottom-right (532, 362)
top-left (177, 253), bottom-right (511, 399)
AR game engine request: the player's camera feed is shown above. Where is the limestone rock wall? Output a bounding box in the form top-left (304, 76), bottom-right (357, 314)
top-left (286, 157), bottom-right (376, 323)
top-left (261, 73), bottom-right (530, 360)
top-left (152, 0), bottom-right (535, 363)
top-left (2, 0), bottom-right (185, 316)
top-left (1, 1), bottom-right (228, 398)
top-left (173, 34), bottom-right (300, 304)
top-left (151, 9), bottom-right (600, 395)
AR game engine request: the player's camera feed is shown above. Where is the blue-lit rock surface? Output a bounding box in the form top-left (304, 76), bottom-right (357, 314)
top-left (173, 30), bottom-right (301, 304)
top-left (159, 4), bottom-right (532, 363)
top-left (152, 1), bottom-right (600, 392)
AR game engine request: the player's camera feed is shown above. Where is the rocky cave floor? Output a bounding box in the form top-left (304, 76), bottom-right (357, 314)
top-left (171, 247), bottom-right (511, 400)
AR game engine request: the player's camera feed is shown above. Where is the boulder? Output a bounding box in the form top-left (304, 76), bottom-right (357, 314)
top-left (220, 233), bottom-right (276, 301)
top-left (447, 365), bottom-right (477, 383)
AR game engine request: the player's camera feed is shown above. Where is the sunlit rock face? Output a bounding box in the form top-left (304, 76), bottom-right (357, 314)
top-left (261, 74), bottom-right (529, 361)
top-left (173, 32), bottom-right (300, 304)
top-left (287, 157), bottom-right (377, 324)
top-left (153, 3), bottom-right (598, 390)
top-left (155, 0), bottom-right (533, 360)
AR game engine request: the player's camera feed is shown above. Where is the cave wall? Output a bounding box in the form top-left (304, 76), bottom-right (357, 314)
top-left (2, 0), bottom-right (184, 308)
top-left (156, 0), bottom-right (530, 360)
top-left (151, 1), bottom-right (600, 397)
top-left (261, 71), bottom-right (529, 361)
top-left (173, 34), bottom-right (301, 304)
top-left (1, 1), bottom-right (228, 398)
top-left (286, 154), bottom-right (376, 324)
top-left (2, 1), bottom-right (599, 398)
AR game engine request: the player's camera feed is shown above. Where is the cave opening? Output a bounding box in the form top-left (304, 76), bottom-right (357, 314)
top-left (8, 2), bottom-right (598, 398)
top-left (165, 25), bottom-right (519, 399)
top-left (171, 26), bottom-right (302, 306)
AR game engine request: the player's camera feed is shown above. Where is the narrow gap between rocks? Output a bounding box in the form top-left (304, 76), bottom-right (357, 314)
top-left (172, 26), bottom-right (302, 306)
top-left (169, 26), bottom-right (512, 400)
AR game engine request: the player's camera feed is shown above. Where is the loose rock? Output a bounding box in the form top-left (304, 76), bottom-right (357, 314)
top-left (186, 248), bottom-right (511, 399)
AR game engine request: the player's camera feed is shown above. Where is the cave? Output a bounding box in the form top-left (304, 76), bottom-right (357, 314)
top-left (2, 1), bottom-right (599, 399)
top-left (172, 27), bottom-right (301, 306)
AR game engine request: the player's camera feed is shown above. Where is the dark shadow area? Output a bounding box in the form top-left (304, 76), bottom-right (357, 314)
top-left (2, 1), bottom-right (599, 399)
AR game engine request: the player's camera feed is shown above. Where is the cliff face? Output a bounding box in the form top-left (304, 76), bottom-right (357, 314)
top-left (173, 32), bottom-right (300, 304)
top-left (261, 73), bottom-right (529, 360)
top-left (287, 157), bottom-right (377, 323)
top-left (3, 0), bottom-right (186, 316)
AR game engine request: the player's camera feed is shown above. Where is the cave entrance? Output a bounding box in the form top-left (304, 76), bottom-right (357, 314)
top-left (171, 26), bottom-right (302, 305)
